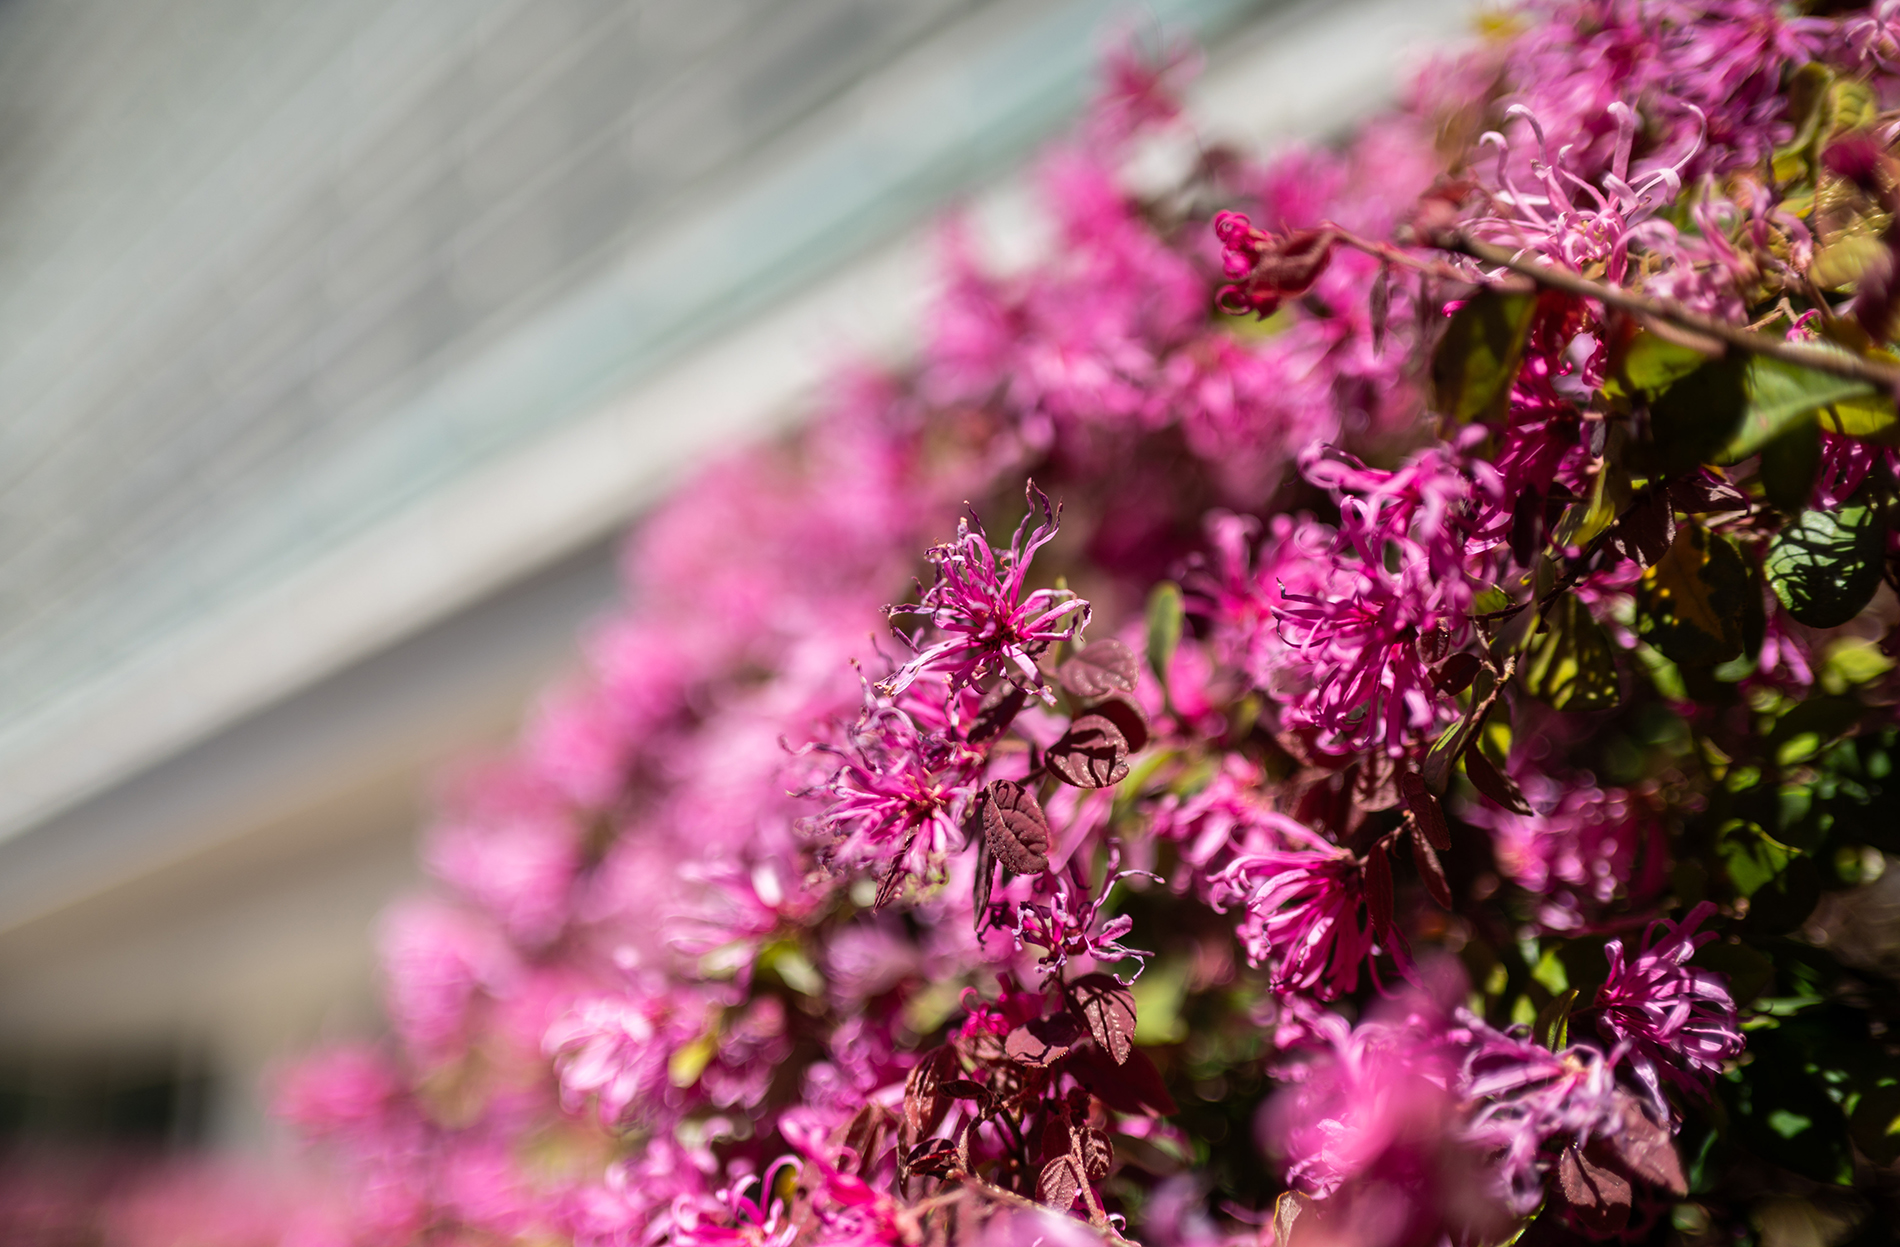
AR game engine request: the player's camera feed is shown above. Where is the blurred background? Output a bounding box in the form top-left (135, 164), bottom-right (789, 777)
top-left (0, 0), bottom-right (1468, 1159)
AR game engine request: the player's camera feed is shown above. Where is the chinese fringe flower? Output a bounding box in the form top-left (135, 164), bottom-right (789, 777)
top-left (1590, 901), bottom-right (1744, 1111)
top-left (878, 482), bottom-right (1088, 703)
top-left (1206, 817), bottom-right (1382, 999)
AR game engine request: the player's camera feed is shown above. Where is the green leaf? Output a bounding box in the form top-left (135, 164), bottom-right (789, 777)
top-left (1636, 524), bottom-right (1748, 666)
top-left (1850, 1083), bottom-right (1900, 1167)
top-left (1723, 354), bottom-right (1878, 462)
top-left (1533, 988), bottom-right (1578, 1052)
top-left (1722, 1026), bottom-right (1854, 1184)
top-left (1755, 414), bottom-right (1822, 514)
top-left (1820, 389), bottom-right (1900, 443)
top-left (1145, 581), bottom-right (1183, 692)
top-left (1722, 823), bottom-right (1793, 898)
top-left (1601, 330), bottom-right (1711, 404)
top-left (1431, 289), bottom-right (1536, 422)
top-left (1522, 594), bottom-right (1620, 711)
top-left (1764, 503), bottom-right (1887, 628)
top-left (1693, 940), bottom-right (1773, 1008)
top-left (1648, 354), bottom-right (1748, 472)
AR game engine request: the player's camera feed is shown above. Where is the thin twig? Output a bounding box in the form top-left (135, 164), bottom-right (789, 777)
top-left (1441, 232), bottom-right (1900, 391)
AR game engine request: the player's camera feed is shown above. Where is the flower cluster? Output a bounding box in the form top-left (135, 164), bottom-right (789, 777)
top-left (29, 5), bottom-right (1900, 1246)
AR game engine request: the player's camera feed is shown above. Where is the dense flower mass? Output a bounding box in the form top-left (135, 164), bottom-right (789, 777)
top-left (20, 4), bottom-right (1900, 1245)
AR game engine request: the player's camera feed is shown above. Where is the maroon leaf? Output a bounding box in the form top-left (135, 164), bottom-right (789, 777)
top-left (983, 780), bottom-right (1052, 876)
top-left (1669, 471), bottom-right (1749, 515)
top-left (1047, 714), bottom-right (1131, 788)
top-left (939, 1079), bottom-right (992, 1115)
top-left (1085, 691), bottom-right (1151, 754)
top-left (1415, 625), bottom-right (1453, 665)
top-left (1399, 770), bottom-right (1450, 851)
top-left (1364, 844), bottom-right (1395, 941)
top-left (1600, 1093), bottom-right (1686, 1195)
top-left (1039, 1117), bottom-right (1070, 1165)
top-left (1463, 744), bottom-right (1532, 815)
top-left (906, 1137), bottom-right (960, 1179)
top-left (1069, 1044), bottom-right (1177, 1117)
top-left (967, 681), bottom-right (1028, 744)
top-left (1433, 651), bottom-right (1482, 695)
top-left (1080, 1125), bottom-right (1113, 1181)
top-left (1057, 639), bottom-right (1139, 699)
top-left (1255, 228), bottom-right (1336, 296)
top-left (1350, 751), bottom-right (1400, 814)
top-left (971, 832), bottom-right (996, 926)
top-left (1606, 488), bottom-right (1676, 569)
top-left (1557, 1144), bottom-right (1633, 1235)
top-left (1037, 1155), bottom-right (1082, 1211)
top-left (1071, 973), bottom-right (1137, 1066)
top-left (1510, 487), bottom-right (1547, 567)
top-left (841, 1103), bottom-right (891, 1178)
top-left (1272, 1192), bottom-right (1310, 1247)
top-left (1004, 1014), bottom-right (1082, 1066)
top-left (1411, 833), bottom-right (1454, 910)
top-left (1370, 262), bottom-right (1391, 355)
top-left (904, 1046), bottom-right (957, 1136)
top-left (873, 844), bottom-right (913, 911)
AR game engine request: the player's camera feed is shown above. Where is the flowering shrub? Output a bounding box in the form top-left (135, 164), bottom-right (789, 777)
top-left (25, 2), bottom-right (1900, 1244)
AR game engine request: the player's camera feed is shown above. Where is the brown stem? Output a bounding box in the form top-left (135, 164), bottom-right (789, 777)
top-left (1442, 232), bottom-right (1900, 391)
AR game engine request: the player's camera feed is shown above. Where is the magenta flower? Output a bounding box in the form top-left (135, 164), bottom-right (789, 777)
top-left (1470, 101), bottom-right (1700, 285)
top-left (1588, 901), bottom-right (1743, 1110)
top-left (805, 689), bottom-right (983, 891)
top-left (1263, 1006), bottom-right (1515, 1245)
top-left (1272, 441), bottom-right (1501, 754)
top-left (1458, 1017), bottom-right (1623, 1212)
top-left (544, 992), bottom-right (709, 1126)
top-left (995, 848), bottom-right (1157, 981)
top-left (1464, 773), bottom-right (1668, 934)
top-left (1205, 818), bottom-right (1383, 999)
top-left (877, 482), bottom-right (1088, 703)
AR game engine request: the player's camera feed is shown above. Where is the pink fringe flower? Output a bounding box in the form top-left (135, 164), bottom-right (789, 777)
top-left (877, 482), bottom-right (1089, 703)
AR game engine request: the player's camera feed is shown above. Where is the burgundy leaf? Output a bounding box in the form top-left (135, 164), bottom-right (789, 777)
top-left (874, 845), bottom-right (912, 911)
top-left (1047, 714), bottom-right (1131, 788)
top-left (1463, 744), bottom-right (1532, 815)
top-left (1412, 832), bottom-right (1454, 910)
top-left (906, 1137), bottom-right (960, 1179)
top-left (1364, 844), bottom-right (1395, 941)
top-left (971, 832), bottom-right (996, 925)
top-left (939, 1079), bottom-right (992, 1115)
top-left (1399, 770), bottom-right (1450, 851)
top-left (1600, 1093), bottom-right (1687, 1195)
top-left (904, 1046), bottom-right (957, 1137)
top-left (1080, 1125), bottom-right (1113, 1181)
top-left (1370, 262), bottom-right (1391, 355)
top-left (1510, 487), bottom-right (1546, 567)
top-left (1039, 1117), bottom-right (1070, 1165)
top-left (983, 780), bottom-right (1052, 876)
top-left (1415, 625), bottom-right (1453, 665)
top-left (1005, 1014), bottom-right (1082, 1067)
top-left (1057, 638), bottom-right (1139, 698)
top-left (1606, 488), bottom-right (1676, 569)
top-left (1254, 228), bottom-right (1336, 296)
top-left (1669, 471), bottom-right (1749, 515)
top-left (967, 681), bottom-right (1029, 744)
top-left (1036, 1155), bottom-right (1082, 1211)
top-left (1071, 972), bottom-right (1137, 1065)
top-left (1272, 1192), bottom-right (1310, 1247)
top-left (841, 1103), bottom-right (891, 1178)
top-left (1069, 1044), bottom-right (1177, 1117)
top-left (1557, 1144), bottom-right (1633, 1235)
top-left (1351, 750), bottom-right (1400, 813)
top-left (1085, 691), bottom-right (1151, 754)
top-left (1433, 651), bottom-right (1482, 695)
